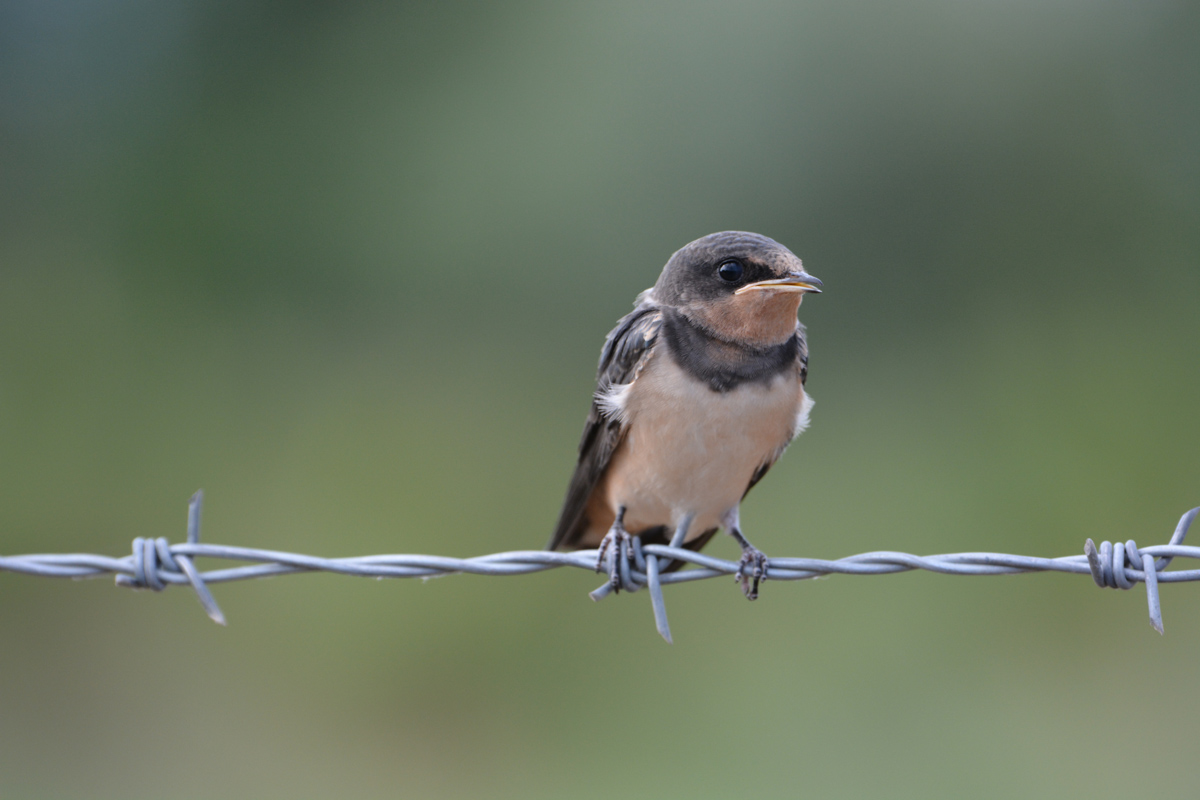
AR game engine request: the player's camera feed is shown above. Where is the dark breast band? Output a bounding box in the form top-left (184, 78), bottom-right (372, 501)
top-left (660, 307), bottom-right (803, 393)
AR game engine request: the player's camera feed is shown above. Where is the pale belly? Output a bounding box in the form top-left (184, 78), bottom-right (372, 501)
top-left (581, 351), bottom-right (807, 545)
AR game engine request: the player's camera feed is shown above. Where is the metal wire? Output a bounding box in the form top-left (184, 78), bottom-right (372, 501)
top-left (2, 492), bottom-right (1197, 643)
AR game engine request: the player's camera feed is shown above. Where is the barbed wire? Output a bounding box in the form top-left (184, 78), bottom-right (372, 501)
top-left (2, 492), bottom-right (1197, 643)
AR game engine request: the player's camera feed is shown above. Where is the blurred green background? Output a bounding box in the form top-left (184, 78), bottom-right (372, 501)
top-left (2, 1), bottom-right (1199, 797)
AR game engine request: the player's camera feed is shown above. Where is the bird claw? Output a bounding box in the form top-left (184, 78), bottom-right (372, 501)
top-left (736, 545), bottom-right (769, 600)
top-left (595, 526), bottom-right (633, 593)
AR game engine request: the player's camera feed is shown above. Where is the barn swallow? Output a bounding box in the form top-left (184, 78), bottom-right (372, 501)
top-left (548, 231), bottom-right (822, 599)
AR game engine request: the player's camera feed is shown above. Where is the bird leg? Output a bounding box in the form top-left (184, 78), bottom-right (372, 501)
top-left (729, 526), bottom-right (769, 600)
top-left (595, 507), bottom-right (632, 593)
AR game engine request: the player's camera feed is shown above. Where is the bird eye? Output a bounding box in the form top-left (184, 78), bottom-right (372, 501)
top-left (717, 260), bottom-right (743, 283)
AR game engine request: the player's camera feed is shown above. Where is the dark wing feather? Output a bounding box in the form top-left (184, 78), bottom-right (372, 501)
top-left (547, 301), bottom-right (662, 550)
top-left (742, 326), bottom-right (810, 499)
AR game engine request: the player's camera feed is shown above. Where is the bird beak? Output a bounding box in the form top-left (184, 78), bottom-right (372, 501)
top-left (734, 271), bottom-right (823, 295)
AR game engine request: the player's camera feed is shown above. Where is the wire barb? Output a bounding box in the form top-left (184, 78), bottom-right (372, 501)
top-left (111, 492), bottom-right (226, 625)
top-left (1, 495), bottom-right (1197, 642)
top-left (1081, 507), bottom-right (1199, 635)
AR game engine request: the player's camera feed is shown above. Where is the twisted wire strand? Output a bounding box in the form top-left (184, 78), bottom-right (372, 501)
top-left (1, 492), bottom-right (1196, 643)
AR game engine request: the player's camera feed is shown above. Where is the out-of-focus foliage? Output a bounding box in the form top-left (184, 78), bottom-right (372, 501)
top-left (1, 2), bottom-right (1198, 797)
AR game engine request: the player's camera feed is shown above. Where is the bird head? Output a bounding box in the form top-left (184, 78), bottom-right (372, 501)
top-left (652, 231), bottom-right (822, 348)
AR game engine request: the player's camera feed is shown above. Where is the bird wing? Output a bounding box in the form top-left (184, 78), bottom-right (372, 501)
top-left (742, 326), bottom-right (810, 499)
top-left (547, 301), bottom-right (663, 550)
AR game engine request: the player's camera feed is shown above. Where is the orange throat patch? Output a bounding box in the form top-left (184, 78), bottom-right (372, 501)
top-left (680, 290), bottom-right (803, 348)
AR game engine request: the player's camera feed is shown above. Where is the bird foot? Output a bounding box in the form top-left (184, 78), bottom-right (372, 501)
top-left (736, 544), bottom-right (769, 600)
top-left (595, 526), bottom-right (634, 593)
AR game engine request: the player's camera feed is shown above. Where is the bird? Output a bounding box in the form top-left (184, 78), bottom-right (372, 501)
top-left (547, 231), bottom-right (822, 599)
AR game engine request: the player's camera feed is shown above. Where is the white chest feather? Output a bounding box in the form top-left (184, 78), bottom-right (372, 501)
top-left (595, 348), bottom-right (811, 538)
